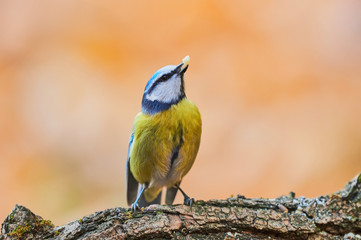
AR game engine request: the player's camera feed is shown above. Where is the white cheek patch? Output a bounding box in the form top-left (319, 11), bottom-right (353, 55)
top-left (146, 76), bottom-right (181, 103)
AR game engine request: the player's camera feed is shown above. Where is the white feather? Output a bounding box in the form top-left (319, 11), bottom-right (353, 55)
top-left (146, 75), bottom-right (181, 103)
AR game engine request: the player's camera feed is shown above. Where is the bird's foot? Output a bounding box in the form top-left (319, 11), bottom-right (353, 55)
top-left (184, 197), bottom-right (195, 207)
top-left (130, 202), bottom-right (140, 212)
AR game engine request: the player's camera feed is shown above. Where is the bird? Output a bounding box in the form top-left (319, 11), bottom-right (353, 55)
top-left (126, 56), bottom-right (202, 211)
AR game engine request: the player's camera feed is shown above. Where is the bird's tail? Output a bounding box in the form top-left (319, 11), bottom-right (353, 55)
top-left (165, 186), bottom-right (178, 205)
top-left (138, 187), bottom-right (162, 207)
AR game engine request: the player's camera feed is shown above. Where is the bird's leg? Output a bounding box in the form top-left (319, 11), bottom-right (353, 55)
top-left (176, 184), bottom-right (195, 207)
top-left (131, 184), bottom-right (146, 212)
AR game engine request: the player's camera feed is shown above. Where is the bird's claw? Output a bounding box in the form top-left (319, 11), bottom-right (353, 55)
top-left (131, 202), bottom-right (140, 212)
top-left (184, 197), bottom-right (195, 207)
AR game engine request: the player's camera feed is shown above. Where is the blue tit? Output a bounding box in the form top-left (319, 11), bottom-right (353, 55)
top-left (126, 56), bottom-right (202, 211)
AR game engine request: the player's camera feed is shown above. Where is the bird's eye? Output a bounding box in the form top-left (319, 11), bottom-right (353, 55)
top-left (159, 75), bottom-right (168, 82)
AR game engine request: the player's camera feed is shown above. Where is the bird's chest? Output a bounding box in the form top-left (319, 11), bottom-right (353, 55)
top-left (130, 109), bottom-right (184, 183)
top-left (130, 99), bottom-right (201, 185)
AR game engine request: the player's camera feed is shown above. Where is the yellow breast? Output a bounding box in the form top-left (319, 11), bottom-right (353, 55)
top-left (129, 98), bottom-right (202, 186)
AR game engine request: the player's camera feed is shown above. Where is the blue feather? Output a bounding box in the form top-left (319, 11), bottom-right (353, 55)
top-left (144, 70), bottom-right (162, 92)
top-left (126, 132), bottom-right (138, 205)
top-left (127, 132), bottom-right (134, 161)
top-left (141, 96), bottom-right (179, 115)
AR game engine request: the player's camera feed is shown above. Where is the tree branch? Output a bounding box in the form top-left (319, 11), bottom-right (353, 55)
top-left (1, 173), bottom-right (360, 239)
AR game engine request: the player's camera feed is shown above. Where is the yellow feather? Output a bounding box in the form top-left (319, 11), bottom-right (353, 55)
top-left (129, 98), bottom-right (202, 202)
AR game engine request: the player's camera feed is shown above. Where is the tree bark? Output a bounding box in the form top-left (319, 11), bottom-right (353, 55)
top-left (1, 173), bottom-right (360, 240)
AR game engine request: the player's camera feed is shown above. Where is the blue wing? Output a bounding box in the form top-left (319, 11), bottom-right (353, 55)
top-left (126, 132), bottom-right (139, 206)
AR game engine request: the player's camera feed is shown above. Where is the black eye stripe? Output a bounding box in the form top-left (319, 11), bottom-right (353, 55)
top-left (157, 72), bottom-right (173, 82)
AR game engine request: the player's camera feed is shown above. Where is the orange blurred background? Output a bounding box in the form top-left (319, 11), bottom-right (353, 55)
top-left (1, 1), bottom-right (361, 225)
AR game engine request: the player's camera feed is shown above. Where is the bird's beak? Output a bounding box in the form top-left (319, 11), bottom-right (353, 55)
top-left (175, 63), bottom-right (188, 75)
top-left (175, 56), bottom-right (190, 75)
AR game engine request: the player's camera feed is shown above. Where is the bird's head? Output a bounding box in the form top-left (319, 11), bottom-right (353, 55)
top-left (141, 56), bottom-right (190, 114)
